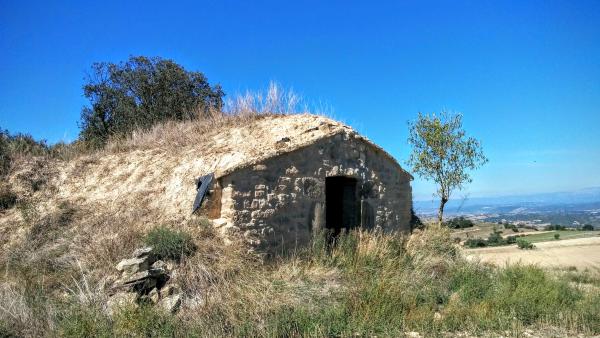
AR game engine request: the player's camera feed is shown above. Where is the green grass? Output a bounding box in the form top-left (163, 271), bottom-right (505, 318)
top-left (522, 230), bottom-right (600, 243)
top-left (3, 227), bottom-right (600, 337)
top-left (144, 226), bottom-right (197, 262)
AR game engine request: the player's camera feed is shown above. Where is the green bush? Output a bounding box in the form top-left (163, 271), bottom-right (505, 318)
top-left (144, 226), bottom-right (196, 261)
top-left (516, 238), bottom-right (534, 250)
top-left (486, 229), bottom-right (504, 246)
top-left (57, 304), bottom-right (112, 338)
top-left (504, 223), bottom-right (519, 232)
top-left (491, 265), bottom-right (581, 325)
top-left (113, 304), bottom-right (179, 337)
top-left (465, 238), bottom-right (487, 248)
top-left (444, 216), bottom-right (475, 229)
top-left (448, 263), bottom-right (494, 304)
top-left (0, 320), bottom-right (18, 338)
top-left (545, 224), bottom-right (565, 231)
top-left (554, 233), bottom-right (560, 240)
top-left (581, 224), bottom-right (594, 231)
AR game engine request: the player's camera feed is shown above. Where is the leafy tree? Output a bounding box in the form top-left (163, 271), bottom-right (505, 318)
top-left (79, 56), bottom-right (225, 147)
top-left (581, 224), bottom-right (594, 231)
top-left (407, 112), bottom-right (487, 226)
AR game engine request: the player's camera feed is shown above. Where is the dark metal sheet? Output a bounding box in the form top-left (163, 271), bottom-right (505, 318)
top-left (192, 173), bottom-right (214, 213)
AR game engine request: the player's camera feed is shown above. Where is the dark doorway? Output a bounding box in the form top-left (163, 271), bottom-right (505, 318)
top-left (325, 176), bottom-right (358, 238)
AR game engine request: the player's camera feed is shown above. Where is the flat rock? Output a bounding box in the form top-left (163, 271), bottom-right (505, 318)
top-left (132, 246), bottom-right (153, 258)
top-left (213, 218), bottom-right (228, 228)
top-left (118, 256), bottom-right (153, 275)
top-left (151, 260), bottom-right (167, 271)
top-left (158, 293), bottom-right (182, 313)
top-left (147, 288), bottom-right (160, 304)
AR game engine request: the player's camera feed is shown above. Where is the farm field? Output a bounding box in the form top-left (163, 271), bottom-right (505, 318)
top-left (452, 222), bottom-right (599, 243)
top-left (522, 230), bottom-right (600, 243)
top-left (450, 222), bottom-right (535, 240)
top-left (465, 236), bottom-right (600, 270)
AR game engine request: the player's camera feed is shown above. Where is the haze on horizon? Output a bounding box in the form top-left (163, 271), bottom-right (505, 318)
top-left (1, 1), bottom-right (599, 200)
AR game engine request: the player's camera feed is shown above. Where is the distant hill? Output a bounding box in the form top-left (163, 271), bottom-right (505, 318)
top-left (414, 187), bottom-right (600, 215)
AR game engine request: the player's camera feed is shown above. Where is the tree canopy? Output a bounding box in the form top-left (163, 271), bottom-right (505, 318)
top-left (407, 112), bottom-right (487, 226)
top-left (79, 56), bottom-right (225, 147)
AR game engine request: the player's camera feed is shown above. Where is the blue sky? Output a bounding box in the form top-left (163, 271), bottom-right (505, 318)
top-left (1, 0), bottom-right (599, 200)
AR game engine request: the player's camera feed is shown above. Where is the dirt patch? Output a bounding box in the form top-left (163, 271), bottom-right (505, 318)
top-left (464, 237), bottom-right (600, 270)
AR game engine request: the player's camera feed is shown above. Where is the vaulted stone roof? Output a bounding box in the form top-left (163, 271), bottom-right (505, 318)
top-left (5, 114), bottom-right (411, 225)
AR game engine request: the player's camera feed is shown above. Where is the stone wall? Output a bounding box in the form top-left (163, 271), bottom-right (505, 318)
top-left (215, 133), bottom-right (412, 253)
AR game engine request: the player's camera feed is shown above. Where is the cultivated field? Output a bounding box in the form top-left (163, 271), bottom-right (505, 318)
top-left (465, 236), bottom-right (600, 270)
top-left (450, 222), bottom-right (537, 240)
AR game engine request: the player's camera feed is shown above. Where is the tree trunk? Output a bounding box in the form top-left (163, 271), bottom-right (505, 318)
top-left (437, 197), bottom-right (448, 227)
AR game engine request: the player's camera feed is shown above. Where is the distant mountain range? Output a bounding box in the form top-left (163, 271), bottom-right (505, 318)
top-left (414, 187), bottom-right (600, 215)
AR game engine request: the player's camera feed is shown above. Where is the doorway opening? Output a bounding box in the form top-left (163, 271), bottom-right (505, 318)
top-left (325, 176), bottom-right (358, 238)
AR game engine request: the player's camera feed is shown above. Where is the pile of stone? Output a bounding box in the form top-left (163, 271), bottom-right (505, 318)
top-left (108, 247), bottom-right (182, 314)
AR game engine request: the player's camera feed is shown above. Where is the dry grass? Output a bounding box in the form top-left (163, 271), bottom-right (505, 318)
top-left (100, 82), bottom-right (315, 154)
top-left (1, 224), bottom-right (600, 337)
top-left (102, 109), bottom-right (277, 154)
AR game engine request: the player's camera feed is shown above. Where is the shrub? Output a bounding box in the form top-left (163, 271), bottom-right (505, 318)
top-left (505, 235), bottom-right (517, 244)
top-left (448, 262), bottom-right (494, 304)
top-left (144, 226), bottom-right (196, 261)
top-left (554, 233), bottom-right (560, 240)
top-left (0, 184), bottom-right (17, 211)
top-left (492, 265), bottom-right (581, 325)
top-left (1, 129), bottom-right (50, 177)
top-left (0, 320), bottom-right (18, 338)
top-left (581, 224), bottom-right (594, 231)
top-left (516, 238), bottom-right (534, 250)
top-left (112, 304), bottom-right (178, 337)
top-left (444, 216), bottom-right (475, 229)
top-left (465, 238), bottom-right (487, 248)
top-left (485, 228), bottom-right (508, 246)
top-left (57, 304), bottom-right (112, 338)
top-left (545, 224), bottom-right (565, 231)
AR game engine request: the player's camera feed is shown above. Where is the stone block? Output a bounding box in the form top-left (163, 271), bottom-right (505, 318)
top-left (213, 218), bottom-right (228, 228)
top-left (277, 194), bottom-right (289, 204)
top-left (286, 166), bottom-right (299, 175)
top-left (116, 256), bottom-right (151, 275)
top-left (158, 293), bottom-right (182, 313)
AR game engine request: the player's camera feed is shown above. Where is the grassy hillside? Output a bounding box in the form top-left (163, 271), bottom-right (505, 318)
top-left (1, 224), bottom-right (599, 337)
top-left (1, 116), bottom-right (599, 337)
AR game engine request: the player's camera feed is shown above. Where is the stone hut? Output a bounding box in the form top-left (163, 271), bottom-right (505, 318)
top-left (1, 114), bottom-right (413, 255)
top-left (196, 114), bottom-right (414, 252)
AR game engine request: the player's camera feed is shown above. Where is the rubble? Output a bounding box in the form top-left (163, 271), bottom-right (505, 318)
top-left (108, 246), bottom-right (183, 314)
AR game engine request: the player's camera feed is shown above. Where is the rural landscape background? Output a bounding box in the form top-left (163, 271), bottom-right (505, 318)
top-left (1, 1), bottom-right (600, 337)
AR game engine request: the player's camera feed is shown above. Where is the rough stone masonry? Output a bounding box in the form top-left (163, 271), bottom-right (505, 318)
top-left (206, 129), bottom-right (413, 253)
